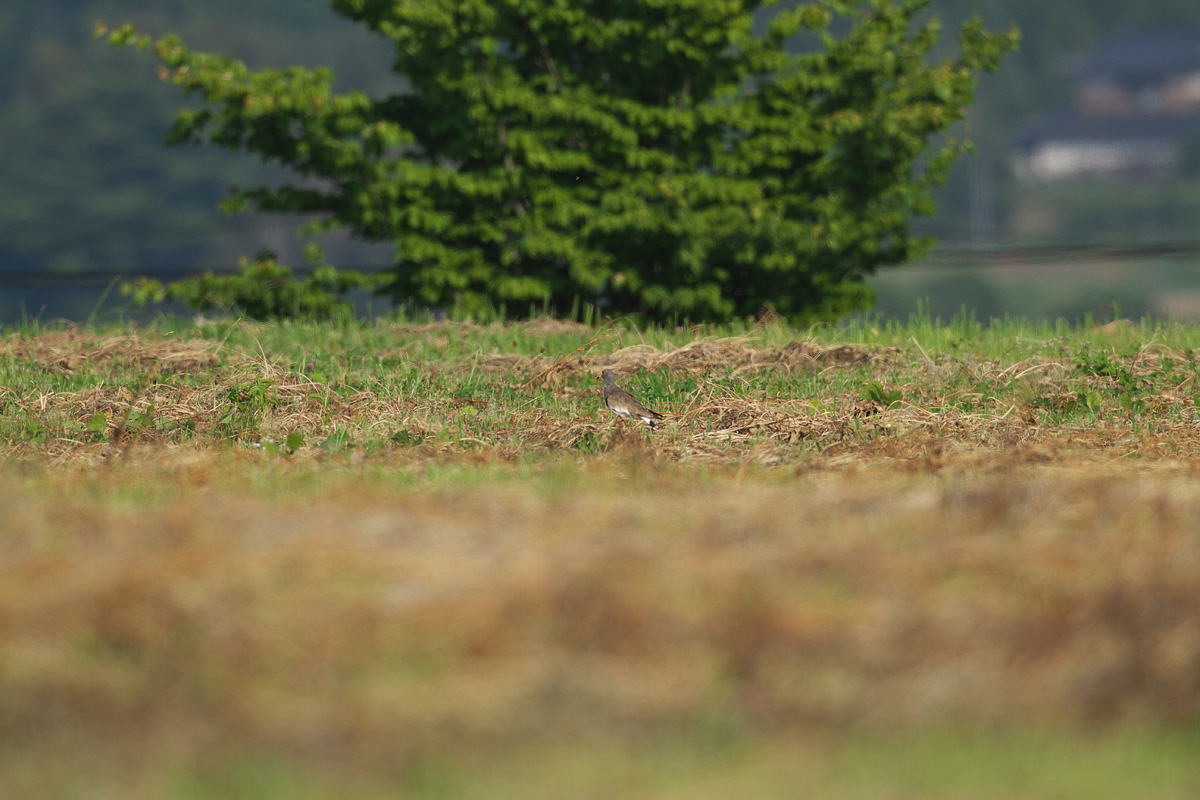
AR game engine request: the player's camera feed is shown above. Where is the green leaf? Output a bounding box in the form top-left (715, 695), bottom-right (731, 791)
top-left (390, 430), bottom-right (418, 446)
top-left (319, 431), bottom-right (353, 452)
top-left (862, 382), bottom-right (903, 408)
top-left (1084, 391), bottom-right (1104, 413)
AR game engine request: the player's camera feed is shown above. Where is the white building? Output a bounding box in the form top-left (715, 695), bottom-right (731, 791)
top-left (1013, 31), bottom-right (1200, 182)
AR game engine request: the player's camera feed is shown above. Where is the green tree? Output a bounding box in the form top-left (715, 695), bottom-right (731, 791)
top-left (107, 0), bottom-right (1015, 324)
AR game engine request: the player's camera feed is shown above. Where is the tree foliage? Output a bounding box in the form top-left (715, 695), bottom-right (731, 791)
top-left (108, 0), bottom-right (1016, 323)
top-left (123, 249), bottom-right (380, 321)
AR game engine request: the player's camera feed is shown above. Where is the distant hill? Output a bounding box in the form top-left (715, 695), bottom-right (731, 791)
top-left (0, 0), bottom-right (394, 277)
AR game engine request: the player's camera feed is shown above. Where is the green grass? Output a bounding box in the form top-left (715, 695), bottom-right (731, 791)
top-left (5, 310), bottom-right (1200, 463)
top-left (13, 304), bottom-right (1200, 365)
top-left (93, 726), bottom-right (1200, 799)
top-left (5, 313), bottom-right (1200, 799)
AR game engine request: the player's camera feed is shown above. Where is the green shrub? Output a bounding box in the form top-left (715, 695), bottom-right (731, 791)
top-left (123, 249), bottom-right (380, 321)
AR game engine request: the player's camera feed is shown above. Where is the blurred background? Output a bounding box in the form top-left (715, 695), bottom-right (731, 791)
top-left (4, 0), bottom-right (1200, 325)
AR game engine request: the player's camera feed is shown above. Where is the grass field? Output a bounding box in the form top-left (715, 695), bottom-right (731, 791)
top-left (3, 312), bottom-right (1200, 799)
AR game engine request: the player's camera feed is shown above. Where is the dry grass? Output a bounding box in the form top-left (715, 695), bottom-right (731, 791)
top-left (3, 456), bottom-right (1200, 797)
top-left (4, 319), bottom-right (1200, 466)
top-left (3, 319), bottom-right (1200, 797)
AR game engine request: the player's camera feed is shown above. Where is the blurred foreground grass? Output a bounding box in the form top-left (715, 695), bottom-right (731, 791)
top-left (3, 314), bottom-right (1200, 798)
top-left (4, 454), bottom-right (1200, 799)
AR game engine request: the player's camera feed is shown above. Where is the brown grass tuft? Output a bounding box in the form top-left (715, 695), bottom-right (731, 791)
top-left (3, 327), bottom-right (225, 374)
top-left (484, 337), bottom-right (897, 382)
top-left (5, 460), bottom-right (1200, 768)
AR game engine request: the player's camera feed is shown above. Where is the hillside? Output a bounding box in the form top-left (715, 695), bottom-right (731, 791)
top-left (0, 0), bottom-right (393, 277)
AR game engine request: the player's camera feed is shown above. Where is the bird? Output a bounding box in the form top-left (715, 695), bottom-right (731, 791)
top-left (600, 368), bottom-right (664, 429)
